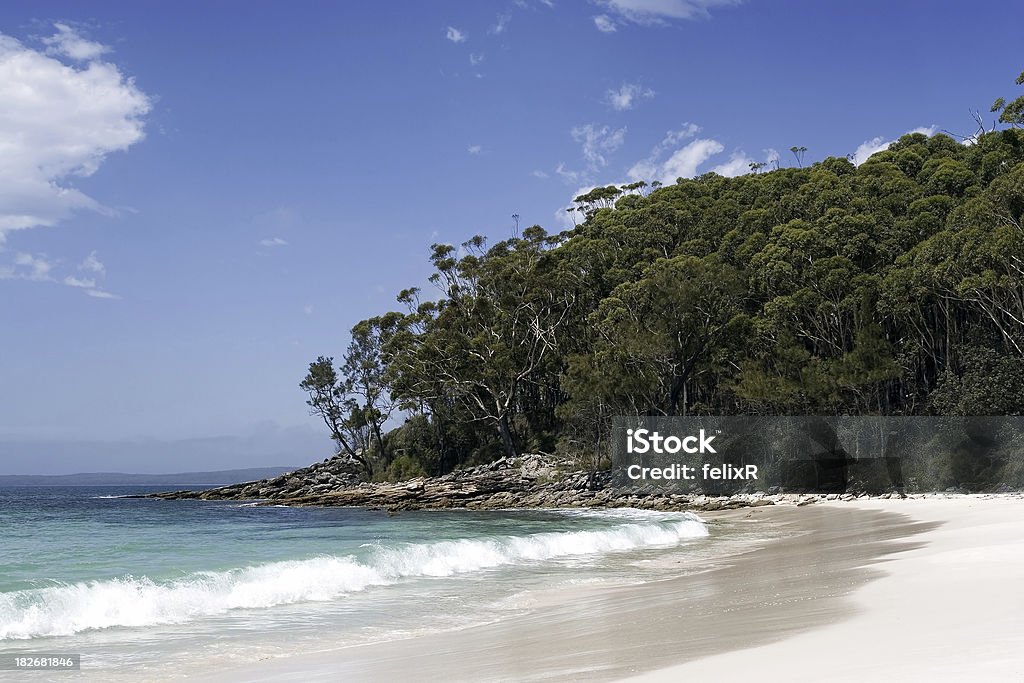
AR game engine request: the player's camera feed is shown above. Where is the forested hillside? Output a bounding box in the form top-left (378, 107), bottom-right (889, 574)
top-left (303, 79), bottom-right (1024, 480)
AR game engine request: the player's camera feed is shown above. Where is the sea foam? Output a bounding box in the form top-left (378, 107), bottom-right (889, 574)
top-left (0, 512), bottom-right (706, 639)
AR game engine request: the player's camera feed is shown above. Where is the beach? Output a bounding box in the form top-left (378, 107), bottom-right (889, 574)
top-left (629, 496), bottom-right (1024, 683)
top-left (5, 493), bottom-right (1022, 682)
top-left (190, 496), bottom-right (1024, 683)
top-left (4, 7), bottom-right (1024, 683)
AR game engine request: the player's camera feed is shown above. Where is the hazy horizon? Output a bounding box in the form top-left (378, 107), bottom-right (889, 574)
top-left (0, 424), bottom-right (331, 475)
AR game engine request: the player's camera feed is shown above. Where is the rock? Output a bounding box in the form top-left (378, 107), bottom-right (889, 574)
top-left (143, 451), bottom-right (952, 513)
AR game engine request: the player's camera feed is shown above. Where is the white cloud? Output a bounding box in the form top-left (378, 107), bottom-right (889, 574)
top-left (571, 123), bottom-right (627, 169)
top-left (593, 15), bottom-right (618, 32)
top-left (491, 14), bottom-right (511, 34)
top-left (532, 169), bottom-right (550, 179)
top-left (625, 159), bottom-right (658, 183)
top-left (852, 125), bottom-right (936, 166)
top-left (1, 250), bottom-right (117, 298)
top-left (551, 122), bottom-right (719, 192)
top-left (79, 252), bottom-right (116, 298)
top-left (12, 253), bottom-right (54, 281)
top-left (852, 137), bottom-right (890, 167)
top-left (624, 124), bottom-right (722, 183)
top-left (552, 125), bottom-right (626, 186)
top-left (259, 237), bottom-right (288, 247)
top-left (303, 304), bottom-right (314, 315)
top-left (445, 26), bottom-right (467, 43)
top-left (597, 0), bottom-right (740, 25)
top-left (658, 139), bottom-right (724, 181)
top-left (469, 52), bottom-right (484, 66)
top-left (42, 23), bottom-right (110, 61)
top-left (707, 148), bottom-right (780, 177)
top-left (708, 152), bottom-right (753, 177)
top-left (605, 82), bottom-right (655, 111)
top-left (628, 135), bottom-right (723, 184)
top-left (79, 250), bottom-right (105, 275)
top-left (0, 25), bottom-right (151, 243)
top-left (467, 144), bottom-right (483, 155)
top-left (63, 275), bottom-right (96, 289)
top-left (555, 163), bottom-right (581, 183)
top-left (556, 185), bottom-right (596, 229)
top-left (651, 122), bottom-right (701, 154)
top-left (557, 122), bottom-right (766, 195)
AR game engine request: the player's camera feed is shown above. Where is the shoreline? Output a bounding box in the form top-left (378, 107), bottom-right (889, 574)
top-left (627, 495), bottom-right (1024, 682)
top-left (142, 452), bottom-right (1021, 514)
top-left (179, 497), bottom-right (1010, 682)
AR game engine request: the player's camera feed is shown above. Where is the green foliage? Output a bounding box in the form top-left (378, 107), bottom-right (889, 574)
top-left (299, 317), bottom-right (397, 476)
top-left (930, 346), bottom-right (1024, 415)
top-left (380, 454), bottom-right (428, 482)
top-left (990, 70), bottom-right (1024, 127)
top-left (304, 72), bottom-right (1024, 475)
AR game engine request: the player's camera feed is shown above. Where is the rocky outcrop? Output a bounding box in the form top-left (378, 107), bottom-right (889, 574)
top-left (145, 453), bottom-right (976, 512)
top-left (143, 453), bottom-right (790, 511)
top-left (145, 453), bottom-right (364, 501)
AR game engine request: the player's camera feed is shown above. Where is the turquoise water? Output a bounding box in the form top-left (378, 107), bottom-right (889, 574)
top-left (0, 486), bottom-right (720, 681)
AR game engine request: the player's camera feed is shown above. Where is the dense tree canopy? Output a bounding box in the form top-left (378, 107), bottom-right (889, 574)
top-left (305, 87), bottom-right (1024, 479)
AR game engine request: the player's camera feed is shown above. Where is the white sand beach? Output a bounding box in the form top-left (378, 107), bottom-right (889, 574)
top-left (628, 496), bottom-right (1024, 683)
top-left (185, 495), bottom-right (1024, 683)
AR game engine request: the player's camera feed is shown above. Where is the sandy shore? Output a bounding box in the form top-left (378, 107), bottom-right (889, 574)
top-left (179, 496), bottom-right (1024, 682)
top-left (627, 496), bottom-right (1024, 683)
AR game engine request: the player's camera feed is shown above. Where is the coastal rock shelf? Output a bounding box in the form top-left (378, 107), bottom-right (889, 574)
top-left (141, 453), bottom-right (905, 512)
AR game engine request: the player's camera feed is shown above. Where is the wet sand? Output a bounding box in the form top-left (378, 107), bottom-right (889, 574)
top-left (192, 500), bottom-right (961, 682)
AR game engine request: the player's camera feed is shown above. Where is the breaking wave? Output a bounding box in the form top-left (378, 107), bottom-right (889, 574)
top-left (0, 511), bottom-right (706, 639)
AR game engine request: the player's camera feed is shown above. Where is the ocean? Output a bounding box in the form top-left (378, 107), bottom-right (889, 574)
top-left (0, 486), bottom-right (738, 681)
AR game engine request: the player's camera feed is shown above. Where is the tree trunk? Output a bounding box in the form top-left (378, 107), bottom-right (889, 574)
top-left (372, 422), bottom-right (387, 469)
top-left (498, 412), bottom-right (517, 458)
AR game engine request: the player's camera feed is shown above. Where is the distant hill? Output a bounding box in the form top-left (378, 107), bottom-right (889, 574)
top-left (0, 467), bottom-right (298, 487)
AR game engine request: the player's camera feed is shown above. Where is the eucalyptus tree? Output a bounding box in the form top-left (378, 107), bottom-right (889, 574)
top-left (300, 71), bottom-right (1024, 476)
top-left (299, 317), bottom-right (397, 476)
top-left (990, 70), bottom-right (1024, 128)
top-left (385, 227), bottom-right (575, 458)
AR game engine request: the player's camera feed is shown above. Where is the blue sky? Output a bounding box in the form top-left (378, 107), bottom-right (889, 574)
top-left (1, 0), bottom-right (1022, 472)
